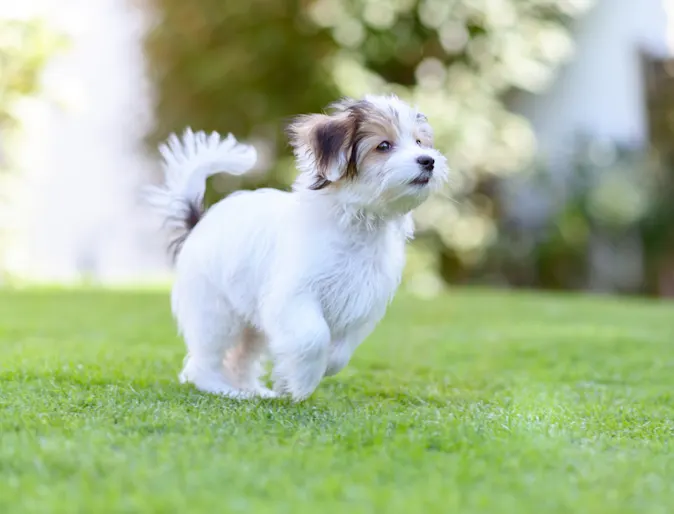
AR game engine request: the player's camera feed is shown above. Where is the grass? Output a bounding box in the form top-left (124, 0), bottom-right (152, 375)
top-left (1, 287), bottom-right (673, 514)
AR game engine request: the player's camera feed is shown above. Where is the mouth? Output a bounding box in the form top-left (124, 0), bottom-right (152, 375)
top-left (410, 172), bottom-right (432, 186)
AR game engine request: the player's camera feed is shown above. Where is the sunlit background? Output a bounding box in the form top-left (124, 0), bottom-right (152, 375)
top-left (1, 0), bottom-right (673, 297)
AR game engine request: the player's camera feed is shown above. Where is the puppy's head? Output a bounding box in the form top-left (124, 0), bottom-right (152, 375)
top-left (287, 94), bottom-right (448, 216)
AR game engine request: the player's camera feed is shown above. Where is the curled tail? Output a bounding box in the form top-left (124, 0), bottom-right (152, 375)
top-left (144, 128), bottom-right (257, 260)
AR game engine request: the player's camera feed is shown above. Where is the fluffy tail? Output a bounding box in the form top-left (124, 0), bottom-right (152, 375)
top-left (144, 128), bottom-right (257, 259)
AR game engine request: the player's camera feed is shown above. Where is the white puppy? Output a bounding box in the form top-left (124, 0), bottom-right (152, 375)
top-left (146, 94), bottom-right (448, 401)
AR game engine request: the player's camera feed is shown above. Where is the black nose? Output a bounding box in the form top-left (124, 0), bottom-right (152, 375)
top-left (417, 155), bottom-right (434, 171)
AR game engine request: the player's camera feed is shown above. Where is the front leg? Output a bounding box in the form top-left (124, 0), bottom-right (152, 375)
top-left (264, 297), bottom-right (331, 401)
top-left (324, 324), bottom-right (375, 377)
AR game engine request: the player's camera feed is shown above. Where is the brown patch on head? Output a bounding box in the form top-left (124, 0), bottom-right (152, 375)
top-left (349, 111), bottom-right (399, 171)
top-left (331, 101), bottom-right (400, 174)
top-left (287, 103), bottom-right (363, 189)
top-left (356, 106), bottom-right (399, 141)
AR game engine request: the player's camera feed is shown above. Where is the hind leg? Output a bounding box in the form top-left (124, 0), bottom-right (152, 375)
top-left (223, 326), bottom-right (277, 398)
top-left (173, 281), bottom-right (251, 398)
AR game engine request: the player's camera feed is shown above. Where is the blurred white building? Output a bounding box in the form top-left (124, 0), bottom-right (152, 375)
top-left (513, 0), bottom-right (674, 168)
top-left (509, 0), bottom-right (674, 292)
top-left (0, 0), bottom-right (170, 284)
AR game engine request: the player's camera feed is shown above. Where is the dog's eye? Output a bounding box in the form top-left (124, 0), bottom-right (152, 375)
top-left (376, 141), bottom-right (392, 152)
top-left (416, 139), bottom-right (422, 146)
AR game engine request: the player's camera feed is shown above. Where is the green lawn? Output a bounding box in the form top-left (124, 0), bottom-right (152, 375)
top-left (1, 288), bottom-right (673, 513)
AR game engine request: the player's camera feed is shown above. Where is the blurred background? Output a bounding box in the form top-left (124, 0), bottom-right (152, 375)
top-left (1, 0), bottom-right (673, 297)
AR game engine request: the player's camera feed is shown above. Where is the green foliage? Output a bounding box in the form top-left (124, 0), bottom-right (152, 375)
top-left (141, 0), bottom-right (590, 240)
top-left (2, 288), bottom-right (674, 512)
top-left (142, 0), bottom-right (338, 170)
top-left (494, 136), bottom-right (674, 295)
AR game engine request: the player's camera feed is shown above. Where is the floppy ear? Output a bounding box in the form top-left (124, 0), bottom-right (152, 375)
top-left (287, 111), bottom-right (358, 190)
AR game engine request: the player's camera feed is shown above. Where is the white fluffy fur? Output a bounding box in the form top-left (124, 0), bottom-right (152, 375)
top-left (144, 128), bottom-right (257, 235)
top-left (147, 95), bottom-right (448, 401)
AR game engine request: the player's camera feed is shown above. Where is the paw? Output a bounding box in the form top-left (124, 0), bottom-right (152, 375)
top-left (180, 363), bottom-right (252, 399)
top-left (253, 387), bottom-right (279, 399)
top-left (271, 370), bottom-right (320, 402)
top-left (193, 382), bottom-right (254, 400)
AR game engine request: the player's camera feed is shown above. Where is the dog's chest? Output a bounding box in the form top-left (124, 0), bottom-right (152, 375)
top-left (315, 230), bottom-right (405, 335)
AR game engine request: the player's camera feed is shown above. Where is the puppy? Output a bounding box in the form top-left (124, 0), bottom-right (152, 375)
top-left (146, 94), bottom-right (448, 400)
